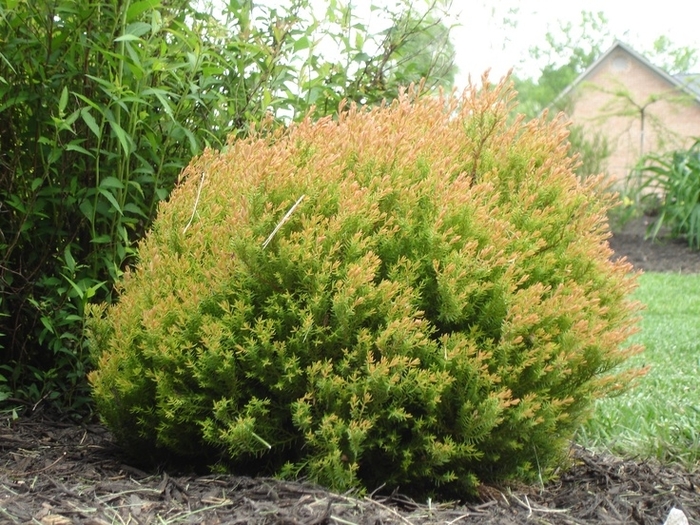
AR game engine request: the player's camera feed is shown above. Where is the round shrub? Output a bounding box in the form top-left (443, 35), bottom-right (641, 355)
top-left (88, 79), bottom-right (643, 498)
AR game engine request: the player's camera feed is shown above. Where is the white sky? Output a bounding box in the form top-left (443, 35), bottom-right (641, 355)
top-left (447, 1), bottom-right (700, 89)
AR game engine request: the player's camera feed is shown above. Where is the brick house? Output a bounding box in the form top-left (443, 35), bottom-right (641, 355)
top-left (555, 40), bottom-right (700, 187)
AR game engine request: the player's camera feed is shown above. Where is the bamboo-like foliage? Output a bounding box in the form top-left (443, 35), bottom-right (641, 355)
top-left (88, 78), bottom-right (644, 498)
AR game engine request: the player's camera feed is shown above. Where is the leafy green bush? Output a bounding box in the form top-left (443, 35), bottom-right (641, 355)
top-left (88, 80), bottom-right (643, 498)
top-left (636, 139), bottom-right (700, 248)
top-left (0, 0), bottom-right (456, 415)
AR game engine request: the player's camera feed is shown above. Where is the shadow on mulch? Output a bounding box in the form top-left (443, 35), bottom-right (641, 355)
top-left (1, 217), bottom-right (699, 524)
top-left (1, 412), bottom-right (699, 524)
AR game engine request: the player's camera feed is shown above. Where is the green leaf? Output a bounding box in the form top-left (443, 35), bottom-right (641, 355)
top-left (84, 74), bottom-right (114, 91)
top-left (151, 10), bottom-right (163, 33)
top-left (75, 93), bottom-right (104, 112)
top-left (59, 86), bottom-right (69, 115)
top-left (127, 179), bottom-right (146, 196)
top-left (142, 87), bottom-right (174, 119)
top-left (127, 0), bottom-right (161, 23)
top-left (63, 246), bottom-right (76, 274)
top-left (182, 127), bottom-right (199, 156)
top-left (48, 148), bottom-right (61, 165)
top-left (99, 176), bottom-right (125, 190)
top-left (115, 34), bottom-right (143, 43)
top-left (6, 195), bottom-right (26, 213)
top-left (124, 202), bottom-right (148, 217)
top-left (79, 200), bottom-right (94, 222)
top-left (80, 108), bottom-right (101, 138)
top-left (108, 119), bottom-right (132, 156)
top-left (126, 21), bottom-right (152, 38)
top-left (187, 52), bottom-right (198, 70)
top-left (294, 36), bottom-right (310, 53)
top-left (91, 235), bottom-right (112, 244)
top-left (39, 316), bottom-right (55, 335)
top-left (85, 281), bottom-right (107, 300)
top-left (99, 188), bottom-right (123, 215)
top-left (64, 109), bottom-right (81, 128)
top-left (63, 275), bottom-right (85, 299)
top-left (66, 142), bottom-right (92, 156)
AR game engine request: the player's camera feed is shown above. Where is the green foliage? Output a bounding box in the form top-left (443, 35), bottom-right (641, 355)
top-left (296, 0), bottom-right (457, 113)
top-left (511, 10), bottom-right (609, 118)
top-left (89, 80), bottom-right (643, 498)
top-left (0, 0), bottom-right (456, 415)
top-left (648, 35), bottom-right (699, 75)
top-left (382, 10), bottom-right (457, 94)
top-left (567, 125), bottom-right (611, 180)
top-left (635, 139), bottom-right (700, 249)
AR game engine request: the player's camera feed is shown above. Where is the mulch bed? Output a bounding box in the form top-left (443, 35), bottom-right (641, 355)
top-left (1, 413), bottom-right (699, 524)
top-left (0, 411), bottom-right (700, 525)
top-left (1, 217), bottom-right (699, 524)
top-left (607, 215), bottom-right (700, 274)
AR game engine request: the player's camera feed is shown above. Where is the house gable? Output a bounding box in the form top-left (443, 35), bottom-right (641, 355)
top-left (558, 41), bottom-right (700, 186)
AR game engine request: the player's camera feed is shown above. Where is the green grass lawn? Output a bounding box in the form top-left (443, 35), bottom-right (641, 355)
top-left (576, 272), bottom-right (700, 469)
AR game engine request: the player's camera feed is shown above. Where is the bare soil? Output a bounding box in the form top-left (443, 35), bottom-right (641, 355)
top-left (607, 215), bottom-right (700, 274)
top-left (2, 217), bottom-right (699, 525)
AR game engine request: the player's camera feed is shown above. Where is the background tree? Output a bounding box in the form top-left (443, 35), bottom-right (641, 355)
top-left (512, 10), bottom-right (610, 118)
top-left (369, 8), bottom-right (457, 99)
top-left (647, 35), bottom-right (698, 75)
top-left (0, 0), bottom-right (456, 416)
top-left (287, 0), bottom-right (457, 114)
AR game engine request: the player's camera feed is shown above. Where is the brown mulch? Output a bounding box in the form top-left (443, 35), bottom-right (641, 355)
top-left (2, 413), bottom-right (699, 525)
top-left (607, 215), bottom-right (700, 274)
top-left (1, 217), bottom-right (699, 525)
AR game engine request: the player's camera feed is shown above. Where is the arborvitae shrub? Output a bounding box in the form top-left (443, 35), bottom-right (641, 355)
top-left (88, 79), bottom-right (643, 499)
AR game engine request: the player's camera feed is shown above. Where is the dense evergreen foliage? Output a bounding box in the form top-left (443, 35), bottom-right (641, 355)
top-left (89, 80), bottom-right (643, 498)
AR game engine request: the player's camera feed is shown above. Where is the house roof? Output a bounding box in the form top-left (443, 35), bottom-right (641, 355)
top-left (675, 73), bottom-right (700, 98)
top-left (553, 40), bottom-right (700, 107)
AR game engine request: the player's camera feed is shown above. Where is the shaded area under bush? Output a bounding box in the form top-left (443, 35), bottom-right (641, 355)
top-left (1, 411), bottom-right (698, 524)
